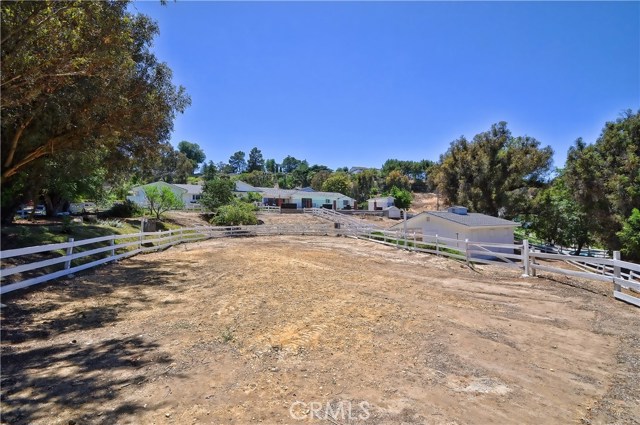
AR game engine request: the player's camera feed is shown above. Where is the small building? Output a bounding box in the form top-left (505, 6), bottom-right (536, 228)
top-left (127, 181), bottom-right (203, 208)
top-left (368, 196), bottom-right (395, 211)
top-left (383, 206), bottom-right (402, 219)
top-left (390, 206), bottom-right (520, 252)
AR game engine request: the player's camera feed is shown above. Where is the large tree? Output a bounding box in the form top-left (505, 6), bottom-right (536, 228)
top-left (178, 141), bottom-right (206, 173)
top-left (1, 1), bottom-right (190, 223)
top-left (265, 159), bottom-right (278, 173)
top-left (563, 110), bottom-right (640, 252)
top-left (228, 151), bottom-right (246, 174)
top-left (432, 122), bottom-right (553, 218)
top-left (531, 172), bottom-right (591, 251)
top-left (352, 169), bottom-right (379, 202)
top-left (281, 155), bottom-right (302, 173)
top-left (247, 147), bottom-right (265, 172)
top-left (322, 173), bottom-right (351, 195)
top-left (143, 144), bottom-right (194, 184)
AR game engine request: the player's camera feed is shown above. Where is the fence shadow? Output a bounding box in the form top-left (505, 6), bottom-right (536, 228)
top-left (1, 335), bottom-right (178, 424)
top-left (1, 257), bottom-right (198, 342)
top-left (0, 257), bottom-right (201, 424)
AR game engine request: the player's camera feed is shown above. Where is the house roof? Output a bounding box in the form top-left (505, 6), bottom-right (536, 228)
top-left (257, 188), bottom-right (298, 198)
top-left (173, 184), bottom-right (203, 194)
top-left (234, 181), bottom-right (354, 201)
top-left (390, 211), bottom-right (520, 229)
top-left (368, 196), bottom-right (394, 202)
top-left (132, 181), bottom-right (194, 194)
top-left (300, 191), bottom-right (354, 200)
top-left (235, 181), bottom-right (259, 192)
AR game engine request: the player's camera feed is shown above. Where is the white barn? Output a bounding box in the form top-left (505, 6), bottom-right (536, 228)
top-left (390, 206), bottom-right (520, 249)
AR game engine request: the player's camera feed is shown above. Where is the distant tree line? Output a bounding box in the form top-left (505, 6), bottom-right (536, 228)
top-left (429, 111), bottom-right (639, 261)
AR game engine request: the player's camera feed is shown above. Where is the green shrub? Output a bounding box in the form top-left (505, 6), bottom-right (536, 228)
top-left (213, 200), bottom-right (258, 226)
top-left (98, 219), bottom-right (124, 228)
top-left (108, 200), bottom-right (143, 218)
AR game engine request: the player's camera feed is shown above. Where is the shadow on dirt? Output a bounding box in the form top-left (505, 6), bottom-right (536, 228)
top-left (1, 335), bottom-right (176, 424)
top-left (0, 257), bottom-right (196, 424)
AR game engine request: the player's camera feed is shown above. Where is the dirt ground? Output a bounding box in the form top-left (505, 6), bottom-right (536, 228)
top-left (409, 193), bottom-right (441, 213)
top-left (1, 225), bottom-right (639, 424)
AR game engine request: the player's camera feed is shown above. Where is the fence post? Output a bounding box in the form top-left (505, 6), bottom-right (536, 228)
top-left (179, 227), bottom-right (184, 242)
top-left (464, 239), bottom-right (469, 266)
top-left (110, 238), bottom-right (115, 258)
top-left (65, 238), bottom-right (74, 270)
top-left (413, 232), bottom-right (416, 251)
top-left (522, 239), bottom-right (530, 277)
top-left (436, 235), bottom-right (439, 256)
top-left (139, 219), bottom-right (145, 250)
top-left (613, 251), bottom-right (621, 293)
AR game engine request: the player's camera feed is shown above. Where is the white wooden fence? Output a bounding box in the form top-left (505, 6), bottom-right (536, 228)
top-left (1, 224), bottom-right (638, 308)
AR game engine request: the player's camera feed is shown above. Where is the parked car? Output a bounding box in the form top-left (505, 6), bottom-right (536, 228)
top-left (535, 244), bottom-right (559, 254)
top-left (34, 205), bottom-right (46, 216)
top-left (569, 250), bottom-right (596, 257)
top-left (69, 202), bottom-right (97, 215)
top-left (15, 206), bottom-right (33, 218)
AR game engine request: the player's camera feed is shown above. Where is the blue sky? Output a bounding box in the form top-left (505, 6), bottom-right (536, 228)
top-left (131, 1), bottom-right (639, 171)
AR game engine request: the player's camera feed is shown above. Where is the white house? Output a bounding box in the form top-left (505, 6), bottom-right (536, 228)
top-left (368, 196), bottom-right (395, 211)
top-left (390, 206), bottom-right (520, 253)
top-left (257, 187), bottom-right (356, 210)
top-left (233, 181), bottom-right (355, 210)
top-left (127, 182), bottom-right (203, 208)
top-left (128, 180), bottom-right (356, 211)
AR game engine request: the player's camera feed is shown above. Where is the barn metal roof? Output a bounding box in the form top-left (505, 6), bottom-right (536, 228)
top-left (426, 211), bottom-right (520, 227)
top-left (390, 211), bottom-right (520, 229)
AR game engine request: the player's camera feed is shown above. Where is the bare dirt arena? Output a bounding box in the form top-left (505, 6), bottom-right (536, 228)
top-left (2, 225), bottom-right (639, 424)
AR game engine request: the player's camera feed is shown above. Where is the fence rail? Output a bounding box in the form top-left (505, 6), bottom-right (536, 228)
top-left (1, 223), bottom-right (638, 308)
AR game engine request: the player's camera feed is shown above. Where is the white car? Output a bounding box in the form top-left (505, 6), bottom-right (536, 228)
top-left (69, 202), bottom-right (97, 215)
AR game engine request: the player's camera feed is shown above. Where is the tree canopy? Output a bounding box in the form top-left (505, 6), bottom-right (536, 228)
top-left (562, 110), bottom-right (640, 254)
top-left (432, 122), bottom-right (553, 218)
top-left (247, 147), bottom-right (265, 172)
top-left (322, 173), bottom-right (351, 195)
top-left (201, 177), bottom-right (234, 211)
top-left (1, 1), bottom-right (189, 222)
top-left (228, 151), bottom-right (246, 174)
top-left (178, 141), bottom-right (206, 173)
top-left (144, 186), bottom-right (184, 219)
